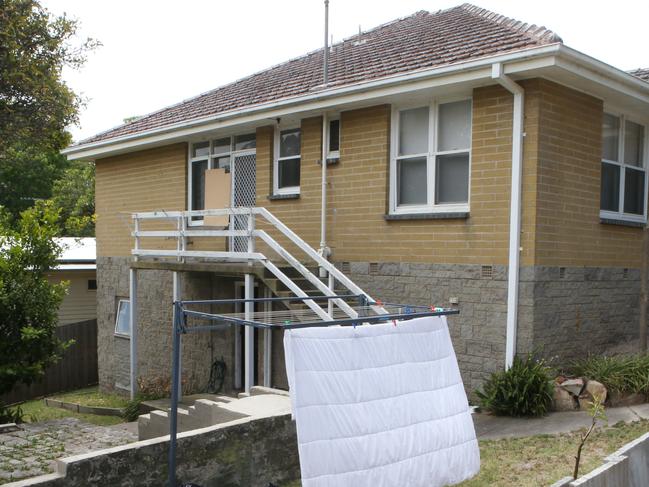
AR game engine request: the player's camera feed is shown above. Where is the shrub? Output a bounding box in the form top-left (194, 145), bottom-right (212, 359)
top-left (476, 353), bottom-right (553, 417)
top-left (568, 354), bottom-right (649, 395)
top-left (122, 398), bottom-right (142, 422)
top-left (0, 404), bottom-right (23, 424)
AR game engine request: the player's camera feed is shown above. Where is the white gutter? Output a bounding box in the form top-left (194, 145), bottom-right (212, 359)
top-left (63, 44), bottom-right (565, 160)
top-left (491, 63), bottom-right (524, 370)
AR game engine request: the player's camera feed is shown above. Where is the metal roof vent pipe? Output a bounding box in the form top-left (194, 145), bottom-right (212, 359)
top-left (323, 0), bottom-right (329, 86)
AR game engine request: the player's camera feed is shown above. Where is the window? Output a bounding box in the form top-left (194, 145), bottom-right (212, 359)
top-left (274, 127), bottom-right (301, 194)
top-left (87, 279), bottom-right (97, 291)
top-left (327, 119), bottom-right (340, 160)
top-left (115, 299), bottom-right (130, 337)
top-left (600, 112), bottom-right (647, 222)
top-left (189, 134), bottom-right (254, 221)
top-left (390, 99), bottom-right (471, 213)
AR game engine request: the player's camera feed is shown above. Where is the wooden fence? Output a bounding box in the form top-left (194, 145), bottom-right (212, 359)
top-left (1, 319), bottom-right (98, 406)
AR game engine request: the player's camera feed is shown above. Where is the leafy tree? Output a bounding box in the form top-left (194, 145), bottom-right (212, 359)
top-left (0, 0), bottom-right (98, 155)
top-left (0, 202), bottom-right (70, 418)
top-left (0, 142), bottom-right (70, 218)
top-left (49, 160), bottom-right (95, 236)
top-left (0, 0), bottom-right (98, 231)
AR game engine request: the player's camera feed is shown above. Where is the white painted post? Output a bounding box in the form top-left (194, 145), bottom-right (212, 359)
top-left (244, 209), bottom-right (255, 393)
top-left (328, 272), bottom-right (335, 316)
top-left (172, 271), bottom-right (182, 401)
top-left (128, 268), bottom-right (138, 400)
top-left (244, 274), bottom-right (254, 393)
top-left (263, 287), bottom-right (272, 388)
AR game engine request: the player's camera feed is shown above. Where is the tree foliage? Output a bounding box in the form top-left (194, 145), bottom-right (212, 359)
top-left (0, 0), bottom-right (98, 235)
top-left (0, 202), bottom-right (70, 400)
top-left (0, 0), bottom-right (98, 154)
top-left (50, 160), bottom-right (95, 236)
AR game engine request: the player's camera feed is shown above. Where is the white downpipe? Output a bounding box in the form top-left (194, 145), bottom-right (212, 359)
top-left (491, 63), bottom-right (524, 370)
top-left (320, 113), bottom-right (328, 252)
top-left (319, 112), bottom-right (330, 277)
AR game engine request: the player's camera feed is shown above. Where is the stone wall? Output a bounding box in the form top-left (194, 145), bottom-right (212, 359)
top-left (6, 414), bottom-right (299, 487)
top-left (342, 261), bottom-right (640, 394)
top-left (97, 257), bottom-right (240, 394)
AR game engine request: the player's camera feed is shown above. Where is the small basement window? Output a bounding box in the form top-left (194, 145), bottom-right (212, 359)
top-left (87, 279), bottom-right (97, 291)
top-left (115, 299), bottom-right (131, 337)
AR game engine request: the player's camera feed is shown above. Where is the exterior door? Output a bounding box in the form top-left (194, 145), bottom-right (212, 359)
top-left (230, 151), bottom-right (257, 252)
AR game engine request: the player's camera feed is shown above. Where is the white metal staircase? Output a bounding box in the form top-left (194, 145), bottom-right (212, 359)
top-left (131, 206), bottom-right (387, 320)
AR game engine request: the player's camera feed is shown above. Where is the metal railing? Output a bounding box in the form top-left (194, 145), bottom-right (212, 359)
top-left (131, 207), bottom-right (387, 319)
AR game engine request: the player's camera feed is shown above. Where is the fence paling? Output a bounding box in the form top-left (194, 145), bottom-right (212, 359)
top-left (1, 319), bottom-right (98, 406)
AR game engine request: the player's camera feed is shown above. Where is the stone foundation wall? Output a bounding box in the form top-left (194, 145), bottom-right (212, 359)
top-left (97, 257), bottom-right (640, 397)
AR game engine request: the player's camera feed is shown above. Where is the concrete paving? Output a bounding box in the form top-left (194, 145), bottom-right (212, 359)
top-left (474, 404), bottom-right (649, 440)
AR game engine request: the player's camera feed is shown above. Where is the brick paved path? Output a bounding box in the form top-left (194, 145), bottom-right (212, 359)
top-left (0, 418), bottom-right (136, 484)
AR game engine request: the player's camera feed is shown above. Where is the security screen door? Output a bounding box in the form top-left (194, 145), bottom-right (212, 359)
top-left (230, 152), bottom-right (257, 252)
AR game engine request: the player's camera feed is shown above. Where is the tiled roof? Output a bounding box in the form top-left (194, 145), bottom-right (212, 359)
top-left (78, 3), bottom-right (561, 146)
top-left (629, 68), bottom-right (649, 82)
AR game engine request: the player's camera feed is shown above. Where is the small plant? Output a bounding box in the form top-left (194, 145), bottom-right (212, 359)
top-left (476, 353), bottom-right (553, 417)
top-left (122, 398), bottom-right (142, 422)
top-left (0, 403), bottom-right (24, 424)
top-left (569, 354), bottom-right (649, 396)
top-left (573, 394), bottom-right (607, 479)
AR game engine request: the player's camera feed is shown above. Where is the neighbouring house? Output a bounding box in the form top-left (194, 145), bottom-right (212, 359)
top-left (63, 4), bottom-right (649, 397)
top-left (47, 237), bottom-right (97, 325)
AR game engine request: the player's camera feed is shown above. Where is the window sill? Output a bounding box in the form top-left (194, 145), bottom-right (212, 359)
top-left (600, 217), bottom-right (645, 228)
top-left (268, 193), bottom-right (300, 201)
top-left (317, 158), bottom-right (340, 166)
top-left (384, 212), bottom-right (469, 221)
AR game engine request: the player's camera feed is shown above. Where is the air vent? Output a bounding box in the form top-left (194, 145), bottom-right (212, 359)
top-left (369, 263), bottom-right (379, 275)
top-left (559, 267), bottom-right (566, 279)
top-left (341, 262), bottom-right (350, 273)
top-left (481, 265), bottom-right (493, 279)
top-left (623, 268), bottom-right (629, 279)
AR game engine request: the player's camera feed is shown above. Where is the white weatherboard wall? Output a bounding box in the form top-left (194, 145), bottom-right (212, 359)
top-left (47, 270), bottom-right (97, 325)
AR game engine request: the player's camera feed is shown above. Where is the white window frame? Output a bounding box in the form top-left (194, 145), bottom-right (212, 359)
top-left (389, 97), bottom-right (472, 215)
top-left (326, 117), bottom-right (340, 160)
top-left (187, 134), bottom-right (254, 226)
top-left (273, 125), bottom-right (301, 196)
top-left (599, 110), bottom-right (648, 224)
top-left (114, 299), bottom-right (130, 338)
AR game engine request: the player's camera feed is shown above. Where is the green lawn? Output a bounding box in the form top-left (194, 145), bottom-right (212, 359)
top-left (282, 419), bottom-right (649, 487)
top-left (50, 386), bottom-right (130, 409)
top-left (14, 387), bottom-right (128, 426)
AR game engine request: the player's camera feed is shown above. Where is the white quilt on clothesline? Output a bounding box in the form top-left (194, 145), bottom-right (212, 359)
top-left (284, 315), bottom-right (480, 487)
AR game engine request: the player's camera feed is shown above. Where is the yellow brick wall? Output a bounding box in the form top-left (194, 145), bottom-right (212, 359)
top-left (95, 144), bottom-right (187, 257)
top-left (534, 79), bottom-right (643, 267)
top-left (95, 79), bottom-right (640, 268)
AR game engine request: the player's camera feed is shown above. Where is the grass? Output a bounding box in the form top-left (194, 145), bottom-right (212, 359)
top-left (282, 420), bottom-right (649, 487)
top-left (18, 398), bottom-right (124, 426)
top-left (49, 386), bottom-right (130, 409)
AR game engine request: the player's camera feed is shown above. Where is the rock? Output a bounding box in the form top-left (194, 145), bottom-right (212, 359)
top-left (578, 395), bottom-right (593, 411)
top-left (559, 378), bottom-right (585, 396)
top-left (585, 380), bottom-right (607, 403)
top-left (553, 385), bottom-right (577, 411)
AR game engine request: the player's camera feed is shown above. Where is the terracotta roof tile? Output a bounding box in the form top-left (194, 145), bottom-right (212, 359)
top-left (629, 68), bottom-right (649, 82)
top-left (78, 3), bottom-right (561, 146)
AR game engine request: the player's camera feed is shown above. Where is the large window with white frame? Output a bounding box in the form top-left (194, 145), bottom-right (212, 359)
top-left (390, 99), bottom-right (471, 214)
top-left (188, 134), bottom-right (255, 221)
top-left (274, 127), bottom-right (301, 195)
top-left (600, 112), bottom-right (647, 222)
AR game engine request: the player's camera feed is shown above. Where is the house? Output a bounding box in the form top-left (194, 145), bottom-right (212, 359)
top-left (63, 4), bottom-right (649, 397)
top-left (47, 237), bottom-right (97, 325)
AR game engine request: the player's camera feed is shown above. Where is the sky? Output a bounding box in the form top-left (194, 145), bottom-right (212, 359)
top-left (42, 0), bottom-right (649, 143)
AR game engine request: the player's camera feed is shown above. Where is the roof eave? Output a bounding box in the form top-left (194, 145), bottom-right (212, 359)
top-left (63, 43), bottom-right (649, 161)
